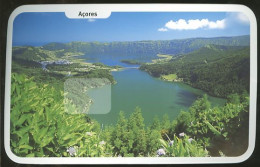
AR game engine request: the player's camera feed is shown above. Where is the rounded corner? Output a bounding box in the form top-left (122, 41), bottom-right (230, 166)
top-left (227, 133), bottom-right (256, 164)
top-left (7, 5), bottom-right (35, 31)
top-left (235, 142), bottom-right (256, 163)
top-left (4, 141), bottom-right (24, 164)
top-left (235, 4), bottom-right (257, 26)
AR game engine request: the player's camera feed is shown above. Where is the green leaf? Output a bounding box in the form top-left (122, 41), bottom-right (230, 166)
top-left (39, 127), bottom-right (49, 139)
top-left (159, 139), bottom-right (168, 148)
top-left (13, 126), bottom-right (30, 138)
top-left (205, 121), bottom-right (221, 136)
top-left (18, 133), bottom-right (29, 146)
top-left (16, 114), bottom-right (29, 126)
top-left (19, 145), bottom-right (33, 150)
top-left (26, 153), bottom-right (35, 157)
top-left (62, 134), bottom-right (73, 141)
top-left (46, 147), bottom-right (54, 153)
top-left (40, 136), bottom-right (53, 147)
top-left (63, 152), bottom-right (68, 156)
top-left (223, 132), bottom-right (228, 138)
top-left (16, 85), bottom-right (21, 95)
top-left (78, 149), bottom-right (87, 156)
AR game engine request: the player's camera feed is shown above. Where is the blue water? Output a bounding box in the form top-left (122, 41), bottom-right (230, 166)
top-left (88, 68), bottom-right (225, 125)
top-left (84, 54), bottom-right (226, 125)
top-left (81, 53), bottom-right (156, 67)
top-left (84, 55), bottom-right (225, 125)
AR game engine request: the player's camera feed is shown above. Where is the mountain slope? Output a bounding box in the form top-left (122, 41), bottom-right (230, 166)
top-left (140, 45), bottom-right (250, 97)
top-left (12, 46), bottom-right (84, 62)
top-left (41, 35), bottom-right (249, 56)
top-left (13, 35), bottom-right (249, 62)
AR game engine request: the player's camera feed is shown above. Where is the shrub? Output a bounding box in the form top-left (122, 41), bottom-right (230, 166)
top-left (10, 73), bottom-right (111, 157)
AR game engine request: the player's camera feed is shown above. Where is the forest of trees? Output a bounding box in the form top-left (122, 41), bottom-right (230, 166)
top-left (140, 45), bottom-right (250, 98)
top-left (120, 59), bottom-right (143, 65)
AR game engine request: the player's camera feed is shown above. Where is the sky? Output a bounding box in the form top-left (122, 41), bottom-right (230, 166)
top-left (13, 12), bottom-right (250, 46)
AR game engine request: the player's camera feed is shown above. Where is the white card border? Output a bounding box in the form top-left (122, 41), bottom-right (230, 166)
top-left (5, 4), bottom-right (257, 164)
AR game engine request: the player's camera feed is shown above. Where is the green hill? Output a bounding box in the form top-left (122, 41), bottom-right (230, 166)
top-left (140, 45), bottom-right (250, 97)
top-left (12, 46), bottom-right (85, 61)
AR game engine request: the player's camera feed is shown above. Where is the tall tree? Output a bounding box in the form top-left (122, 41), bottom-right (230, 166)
top-left (128, 107), bottom-right (147, 156)
top-left (111, 111), bottom-right (128, 156)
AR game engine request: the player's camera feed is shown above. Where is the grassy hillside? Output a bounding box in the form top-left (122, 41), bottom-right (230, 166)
top-left (140, 45), bottom-right (250, 97)
top-left (12, 46), bottom-right (84, 61)
top-left (11, 46), bottom-right (118, 89)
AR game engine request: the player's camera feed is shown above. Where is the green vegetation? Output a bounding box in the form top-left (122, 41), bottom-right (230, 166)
top-left (11, 74), bottom-right (112, 157)
top-left (10, 35), bottom-right (250, 157)
top-left (12, 58), bottom-right (65, 90)
top-left (99, 93), bottom-right (248, 157)
top-left (161, 74), bottom-right (177, 82)
top-left (64, 78), bottom-right (112, 114)
top-left (93, 62), bottom-right (110, 67)
top-left (152, 54), bottom-right (173, 63)
top-left (170, 94), bottom-right (249, 156)
top-left (12, 46), bottom-right (117, 117)
top-left (74, 69), bottom-right (116, 84)
top-left (12, 46), bottom-right (117, 88)
top-left (12, 46), bottom-right (84, 61)
top-left (11, 73), bottom-right (249, 157)
top-left (159, 134), bottom-right (208, 157)
top-left (157, 54), bottom-right (173, 58)
top-left (140, 45), bottom-right (249, 98)
top-left (100, 107), bottom-right (209, 157)
top-left (121, 59), bottom-right (143, 65)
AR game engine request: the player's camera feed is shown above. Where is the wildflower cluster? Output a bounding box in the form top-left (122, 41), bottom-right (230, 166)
top-left (157, 133), bottom-right (208, 157)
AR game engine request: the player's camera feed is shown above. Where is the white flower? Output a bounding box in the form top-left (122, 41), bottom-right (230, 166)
top-left (86, 132), bottom-right (92, 136)
top-left (99, 141), bottom-right (106, 145)
top-left (67, 146), bottom-right (76, 156)
top-left (179, 132), bottom-right (185, 137)
top-left (188, 138), bottom-right (194, 143)
top-left (157, 148), bottom-right (166, 156)
top-left (169, 140), bottom-right (174, 146)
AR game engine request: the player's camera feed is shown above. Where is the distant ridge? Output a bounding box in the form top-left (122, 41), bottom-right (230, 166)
top-left (13, 35), bottom-right (250, 63)
top-left (41, 35), bottom-right (250, 55)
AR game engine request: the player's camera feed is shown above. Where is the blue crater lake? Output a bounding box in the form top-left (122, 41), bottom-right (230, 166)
top-left (82, 54), bottom-right (226, 125)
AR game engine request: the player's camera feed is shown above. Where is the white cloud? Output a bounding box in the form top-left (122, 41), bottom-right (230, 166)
top-left (236, 13), bottom-right (250, 24)
top-left (208, 19), bottom-right (226, 29)
top-left (164, 18), bottom-right (226, 30)
top-left (158, 27), bottom-right (168, 32)
top-left (223, 13), bottom-right (250, 28)
top-left (158, 13), bottom-right (249, 32)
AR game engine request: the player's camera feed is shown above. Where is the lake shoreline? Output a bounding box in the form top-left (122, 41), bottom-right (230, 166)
top-left (142, 68), bottom-right (227, 100)
top-left (88, 65), bottom-right (226, 125)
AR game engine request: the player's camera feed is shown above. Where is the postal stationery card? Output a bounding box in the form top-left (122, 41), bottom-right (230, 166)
top-left (5, 4), bottom-right (257, 164)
